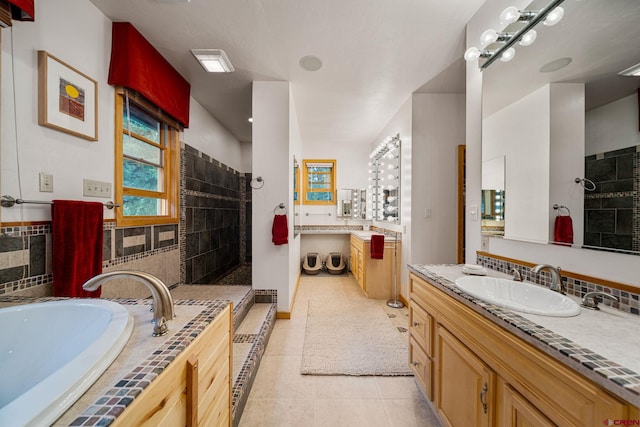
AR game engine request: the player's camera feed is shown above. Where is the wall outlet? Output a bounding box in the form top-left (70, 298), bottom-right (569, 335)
top-left (39, 173), bottom-right (53, 192)
top-left (83, 179), bottom-right (112, 198)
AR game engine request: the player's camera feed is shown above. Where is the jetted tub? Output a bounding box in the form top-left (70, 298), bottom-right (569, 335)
top-left (0, 299), bottom-right (133, 427)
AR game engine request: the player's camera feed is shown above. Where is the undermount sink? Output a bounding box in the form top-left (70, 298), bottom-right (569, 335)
top-left (454, 276), bottom-right (581, 317)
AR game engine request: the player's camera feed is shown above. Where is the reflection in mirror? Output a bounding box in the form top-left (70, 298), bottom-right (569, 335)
top-left (481, 156), bottom-right (505, 236)
top-left (481, 0), bottom-right (640, 254)
top-left (293, 156), bottom-right (301, 236)
top-left (368, 135), bottom-right (401, 224)
top-left (337, 188), bottom-right (368, 220)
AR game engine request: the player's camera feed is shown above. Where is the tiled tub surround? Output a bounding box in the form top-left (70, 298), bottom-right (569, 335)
top-left (477, 253), bottom-right (640, 316)
top-left (409, 264), bottom-right (640, 408)
top-left (0, 222), bottom-right (179, 297)
top-left (584, 146), bottom-right (639, 252)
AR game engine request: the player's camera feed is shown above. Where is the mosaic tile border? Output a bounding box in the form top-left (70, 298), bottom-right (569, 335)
top-left (409, 264), bottom-right (640, 407)
top-left (253, 289), bottom-right (277, 304)
top-left (476, 254), bottom-right (640, 316)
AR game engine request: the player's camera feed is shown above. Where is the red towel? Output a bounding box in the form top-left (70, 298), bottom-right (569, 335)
top-left (272, 214), bottom-right (288, 245)
top-left (370, 234), bottom-right (384, 259)
top-left (554, 215), bottom-right (574, 245)
top-left (52, 200), bottom-right (104, 297)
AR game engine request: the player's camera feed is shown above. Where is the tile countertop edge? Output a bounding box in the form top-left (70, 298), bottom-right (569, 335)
top-left (407, 264), bottom-right (640, 408)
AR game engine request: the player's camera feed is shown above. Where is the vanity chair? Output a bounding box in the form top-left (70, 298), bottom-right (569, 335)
top-left (325, 252), bottom-right (346, 275)
top-left (302, 252), bottom-right (322, 275)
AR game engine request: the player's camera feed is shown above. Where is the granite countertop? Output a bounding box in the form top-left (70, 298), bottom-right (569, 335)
top-left (0, 295), bottom-right (231, 426)
top-left (408, 264), bottom-right (640, 408)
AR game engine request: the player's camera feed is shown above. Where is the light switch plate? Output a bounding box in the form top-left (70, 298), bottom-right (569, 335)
top-left (39, 173), bottom-right (53, 192)
top-left (83, 179), bottom-right (112, 198)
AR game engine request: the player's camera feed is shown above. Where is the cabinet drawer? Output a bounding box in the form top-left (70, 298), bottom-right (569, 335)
top-left (410, 302), bottom-right (433, 357)
top-left (409, 336), bottom-right (432, 401)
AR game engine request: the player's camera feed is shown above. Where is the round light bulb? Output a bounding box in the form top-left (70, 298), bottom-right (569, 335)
top-left (500, 47), bottom-right (516, 62)
top-left (464, 46), bottom-right (481, 61)
top-left (500, 6), bottom-right (520, 25)
top-left (519, 30), bottom-right (537, 46)
top-left (544, 7), bottom-right (564, 26)
top-left (480, 29), bottom-right (499, 47)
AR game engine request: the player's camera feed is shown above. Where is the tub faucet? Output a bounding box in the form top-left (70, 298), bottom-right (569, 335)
top-left (531, 264), bottom-right (565, 294)
top-left (82, 270), bottom-right (175, 336)
top-left (581, 291), bottom-right (619, 310)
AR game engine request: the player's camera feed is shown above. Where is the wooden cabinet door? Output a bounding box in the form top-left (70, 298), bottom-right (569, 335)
top-left (436, 325), bottom-right (495, 427)
top-left (499, 381), bottom-right (555, 427)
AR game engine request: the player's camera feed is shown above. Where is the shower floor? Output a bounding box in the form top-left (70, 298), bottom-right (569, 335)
top-left (214, 264), bottom-right (252, 286)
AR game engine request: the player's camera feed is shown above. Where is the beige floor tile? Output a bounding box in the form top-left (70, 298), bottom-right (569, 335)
top-left (314, 375), bottom-right (380, 399)
top-left (314, 398), bottom-right (390, 427)
top-left (249, 355), bottom-right (316, 399)
top-left (381, 398), bottom-right (442, 427)
top-left (265, 325), bottom-right (306, 356)
top-left (374, 376), bottom-right (424, 399)
top-left (233, 343), bottom-right (253, 383)
top-left (238, 399), bottom-right (314, 427)
top-left (236, 303), bottom-right (272, 334)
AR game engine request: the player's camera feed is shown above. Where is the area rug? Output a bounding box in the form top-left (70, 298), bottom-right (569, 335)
top-left (301, 299), bottom-right (413, 376)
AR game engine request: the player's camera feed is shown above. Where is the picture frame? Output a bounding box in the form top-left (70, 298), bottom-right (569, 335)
top-left (38, 50), bottom-right (98, 141)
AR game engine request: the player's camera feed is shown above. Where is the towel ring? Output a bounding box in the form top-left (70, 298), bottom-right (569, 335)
top-left (274, 203), bottom-right (287, 215)
top-left (250, 176), bottom-right (265, 189)
top-left (553, 204), bottom-right (571, 216)
top-left (575, 177), bottom-right (596, 192)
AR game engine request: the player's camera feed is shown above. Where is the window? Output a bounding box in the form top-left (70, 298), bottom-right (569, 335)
top-left (115, 89), bottom-right (179, 226)
top-left (302, 159), bottom-right (336, 205)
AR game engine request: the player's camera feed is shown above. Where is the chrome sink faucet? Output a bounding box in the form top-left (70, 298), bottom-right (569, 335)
top-left (510, 267), bottom-right (523, 282)
top-left (83, 270), bottom-right (175, 336)
top-left (581, 291), bottom-right (619, 310)
top-left (531, 264), bottom-right (565, 294)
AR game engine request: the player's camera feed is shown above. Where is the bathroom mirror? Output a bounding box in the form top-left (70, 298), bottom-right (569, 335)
top-left (481, 156), bottom-right (505, 236)
top-left (368, 135), bottom-right (401, 224)
top-left (482, 0), bottom-right (640, 253)
top-left (337, 188), bottom-right (368, 220)
top-left (293, 156), bottom-right (301, 236)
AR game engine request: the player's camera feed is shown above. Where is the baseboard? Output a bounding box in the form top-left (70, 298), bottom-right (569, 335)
top-left (276, 311), bottom-right (291, 319)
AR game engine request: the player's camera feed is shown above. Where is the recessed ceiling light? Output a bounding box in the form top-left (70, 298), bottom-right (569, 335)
top-left (191, 49), bottom-right (234, 73)
top-left (619, 62), bottom-right (640, 76)
top-left (299, 55), bottom-right (323, 72)
top-left (539, 57), bottom-right (572, 73)
top-left (248, 117), bottom-right (253, 123)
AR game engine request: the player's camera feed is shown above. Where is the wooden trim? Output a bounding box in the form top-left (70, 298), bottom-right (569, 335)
top-left (115, 87), bottom-right (184, 132)
top-left (457, 145), bottom-right (466, 264)
top-left (0, 1), bottom-right (12, 27)
top-left (186, 355), bottom-right (198, 427)
top-left (276, 311), bottom-right (291, 319)
top-left (302, 159), bottom-right (336, 205)
top-left (477, 251), bottom-right (639, 294)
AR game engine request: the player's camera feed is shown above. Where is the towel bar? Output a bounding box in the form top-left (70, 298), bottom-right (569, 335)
top-left (1, 195), bottom-right (120, 209)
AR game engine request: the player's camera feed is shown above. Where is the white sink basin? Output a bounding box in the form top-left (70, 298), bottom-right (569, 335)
top-left (454, 276), bottom-right (581, 317)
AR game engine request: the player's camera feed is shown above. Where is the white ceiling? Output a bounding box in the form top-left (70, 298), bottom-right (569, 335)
top-left (482, 0), bottom-right (640, 117)
top-left (89, 0), bottom-right (485, 145)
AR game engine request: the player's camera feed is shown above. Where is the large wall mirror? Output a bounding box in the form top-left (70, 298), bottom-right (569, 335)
top-left (368, 135), bottom-right (401, 224)
top-left (482, 0), bottom-right (640, 254)
top-left (293, 156), bottom-right (301, 236)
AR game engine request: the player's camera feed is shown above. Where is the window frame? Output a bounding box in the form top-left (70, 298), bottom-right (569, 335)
top-left (302, 159), bottom-right (336, 205)
top-left (114, 88), bottom-right (180, 226)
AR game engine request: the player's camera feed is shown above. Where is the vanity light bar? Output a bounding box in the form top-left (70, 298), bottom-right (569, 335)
top-left (466, 0), bottom-right (566, 70)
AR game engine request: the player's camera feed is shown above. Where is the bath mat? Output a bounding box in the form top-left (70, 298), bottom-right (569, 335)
top-left (301, 299), bottom-right (413, 376)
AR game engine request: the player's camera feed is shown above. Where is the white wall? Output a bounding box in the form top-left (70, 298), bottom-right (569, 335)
top-left (483, 85), bottom-right (550, 244)
top-left (288, 89), bottom-right (302, 302)
top-left (0, 0), bottom-right (244, 224)
top-left (467, 0), bottom-right (640, 287)
top-left (252, 81), bottom-right (293, 312)
top-left (586, 93), bottom-right (640, 155)
top-left (183, 99), bottom-right (243, 172)
top-left (411, 93), bottom-right (464, 267)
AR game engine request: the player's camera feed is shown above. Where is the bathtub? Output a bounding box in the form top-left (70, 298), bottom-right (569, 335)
top-left (0, 299), bottom-right (133, 427)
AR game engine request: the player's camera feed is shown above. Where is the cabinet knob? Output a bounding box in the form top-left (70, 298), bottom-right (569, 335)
top-left (480, 382), bottom-right (488, 414)
top-left (412, 361), bottom-right (420, 367)
top-left (413, 321), bottom-right (419, 327)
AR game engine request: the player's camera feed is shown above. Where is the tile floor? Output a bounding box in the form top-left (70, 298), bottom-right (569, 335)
top-left (238, 274), bottom-right (442, 427)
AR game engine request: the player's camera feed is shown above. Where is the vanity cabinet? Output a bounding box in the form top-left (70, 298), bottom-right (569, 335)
top-left (349, 234), bottom-right (400, 299)
top-left (409, 272), bottom-right (633, 427)
top-left (113, 304), bottom-right (232, 426)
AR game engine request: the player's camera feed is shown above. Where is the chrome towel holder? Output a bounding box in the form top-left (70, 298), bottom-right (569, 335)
top-left (274, 203), bottom-right (287, 215)
top-left (553, 204), bottom-right (571, 216)
top-left (1, 195), bottom-right (120, 209)
top-left (575, 177), bottom-right (596, 192)
top-left (250, 176), bottom-right (265, 189)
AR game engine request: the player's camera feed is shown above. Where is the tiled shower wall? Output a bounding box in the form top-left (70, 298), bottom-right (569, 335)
top-left (584, 146), bottom-right (639, 252)
top-left (181, 144), bottom-right (251, 284)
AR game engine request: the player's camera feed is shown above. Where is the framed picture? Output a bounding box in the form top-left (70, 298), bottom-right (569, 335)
top-left (38, 51), bottom-right (98, 141)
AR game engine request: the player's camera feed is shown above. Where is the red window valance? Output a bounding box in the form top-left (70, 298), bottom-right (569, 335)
top-left (108, 22), bottom-right (190, 128)
top-left (8, 0), bottom-right (34, 21)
